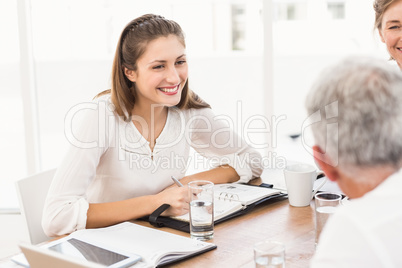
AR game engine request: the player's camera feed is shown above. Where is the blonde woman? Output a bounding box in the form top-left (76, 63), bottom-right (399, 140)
top-left (374, 0), bottom-right (402, 69)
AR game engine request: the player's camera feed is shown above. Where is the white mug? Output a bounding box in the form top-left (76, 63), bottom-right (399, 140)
top-left (284, 163), bottom-right (326, 207)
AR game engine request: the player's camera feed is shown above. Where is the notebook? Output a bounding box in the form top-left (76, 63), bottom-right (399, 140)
top-left (12, 222), bottom-right (216, 268)
top-left (173, 183), bottom-right (282, 222)
top-left (142, 183), bottom-right (287, 232)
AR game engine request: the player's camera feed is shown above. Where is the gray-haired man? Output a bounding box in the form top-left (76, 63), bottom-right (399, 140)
top-left (307, 57), bottom-right (402, 267)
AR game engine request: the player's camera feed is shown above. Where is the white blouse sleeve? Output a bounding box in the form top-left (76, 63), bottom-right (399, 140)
top-left (188, 108), bottom-right (263, 183)
top-left (42, 100), bottom-right (111, 237)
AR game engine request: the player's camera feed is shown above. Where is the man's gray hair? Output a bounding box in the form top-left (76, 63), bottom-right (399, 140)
top-left (306, 57), bottom-right (402, 169)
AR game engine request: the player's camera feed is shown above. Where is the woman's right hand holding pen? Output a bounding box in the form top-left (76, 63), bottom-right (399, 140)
top-left (157, 182), bottom-right (189, 217)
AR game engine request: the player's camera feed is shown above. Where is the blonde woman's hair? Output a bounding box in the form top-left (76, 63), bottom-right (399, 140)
top-left (373, 0), bottom-right (396, 30)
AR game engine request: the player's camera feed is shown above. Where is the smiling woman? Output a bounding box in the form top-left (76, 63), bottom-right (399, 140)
top-left (374, 0), bottom-right (402, 69)
top-left (124, 35), bottom-right (188, 112)
top-left (41, 14), bottom-right (263, 237)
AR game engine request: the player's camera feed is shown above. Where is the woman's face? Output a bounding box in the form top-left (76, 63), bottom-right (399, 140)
top-left (379, 0), bottom-right (402, 69)
top-left (125, 35), bottom-right (188, 108)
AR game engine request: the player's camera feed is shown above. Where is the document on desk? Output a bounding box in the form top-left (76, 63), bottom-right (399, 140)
top-left (13, 222), bottom-right (216, 268)
top-left (77, 222), bottom-right (217, 267)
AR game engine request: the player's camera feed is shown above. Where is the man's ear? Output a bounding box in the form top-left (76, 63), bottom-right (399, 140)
top-left (312, 145), bottom-right (339, 182)
top-left (124, 68), bottom-right (137, 82)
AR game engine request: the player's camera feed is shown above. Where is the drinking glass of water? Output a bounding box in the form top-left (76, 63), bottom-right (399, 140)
top-left (188, 180), bottom-right (214, 241)
top-left (314, 192), bottom-right (342, 246)
top-left (254, 240), bottom-right (285, 268)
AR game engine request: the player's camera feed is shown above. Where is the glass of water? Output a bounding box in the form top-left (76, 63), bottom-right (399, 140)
top-left (314, 192), bottom-right (342, 246)
top-left (254, 240), bottom-right (285, 268)
top-left (188, 180), bottom-right (214, 241)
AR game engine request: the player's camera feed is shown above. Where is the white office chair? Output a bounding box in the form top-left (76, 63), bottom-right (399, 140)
top-left (15, 168), bottom-right (56, 245)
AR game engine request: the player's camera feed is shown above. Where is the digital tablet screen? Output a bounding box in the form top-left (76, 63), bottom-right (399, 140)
top-left (48, 238), bottom-right (129, 266)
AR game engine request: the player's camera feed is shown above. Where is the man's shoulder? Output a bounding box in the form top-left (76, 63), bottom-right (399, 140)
top-left (340, 171), bottom-right (402, 228)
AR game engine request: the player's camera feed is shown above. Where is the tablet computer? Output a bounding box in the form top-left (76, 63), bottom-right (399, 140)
top-left (14, 237), bottom-right (141, 268)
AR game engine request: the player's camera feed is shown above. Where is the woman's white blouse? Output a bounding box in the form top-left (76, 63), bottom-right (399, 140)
top-left (42, 96), bottom-right (263, 236)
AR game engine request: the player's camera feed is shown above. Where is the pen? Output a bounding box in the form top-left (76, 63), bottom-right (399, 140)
top-left (171, 176), bottom-right (183, 187)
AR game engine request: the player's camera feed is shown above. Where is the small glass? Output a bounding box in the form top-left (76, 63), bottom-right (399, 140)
top-left (314, 192), bottom-right (342, 246)
top-left (188, 180), bottom-right (214, 241)
top-left (254, 240), bottom-right (285, 268)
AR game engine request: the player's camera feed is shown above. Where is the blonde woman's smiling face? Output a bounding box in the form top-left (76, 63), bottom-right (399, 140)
top-left (379, 0), bottom-right (402, 69)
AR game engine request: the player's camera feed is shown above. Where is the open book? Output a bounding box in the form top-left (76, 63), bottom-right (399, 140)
top-left (173, 183), bottom-right (282, 222)
top-left (12, 222), bottom-right (216, 268)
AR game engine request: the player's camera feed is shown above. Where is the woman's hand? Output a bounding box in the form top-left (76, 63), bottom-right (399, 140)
top-left (156, 186), bottom-right (189, 216)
